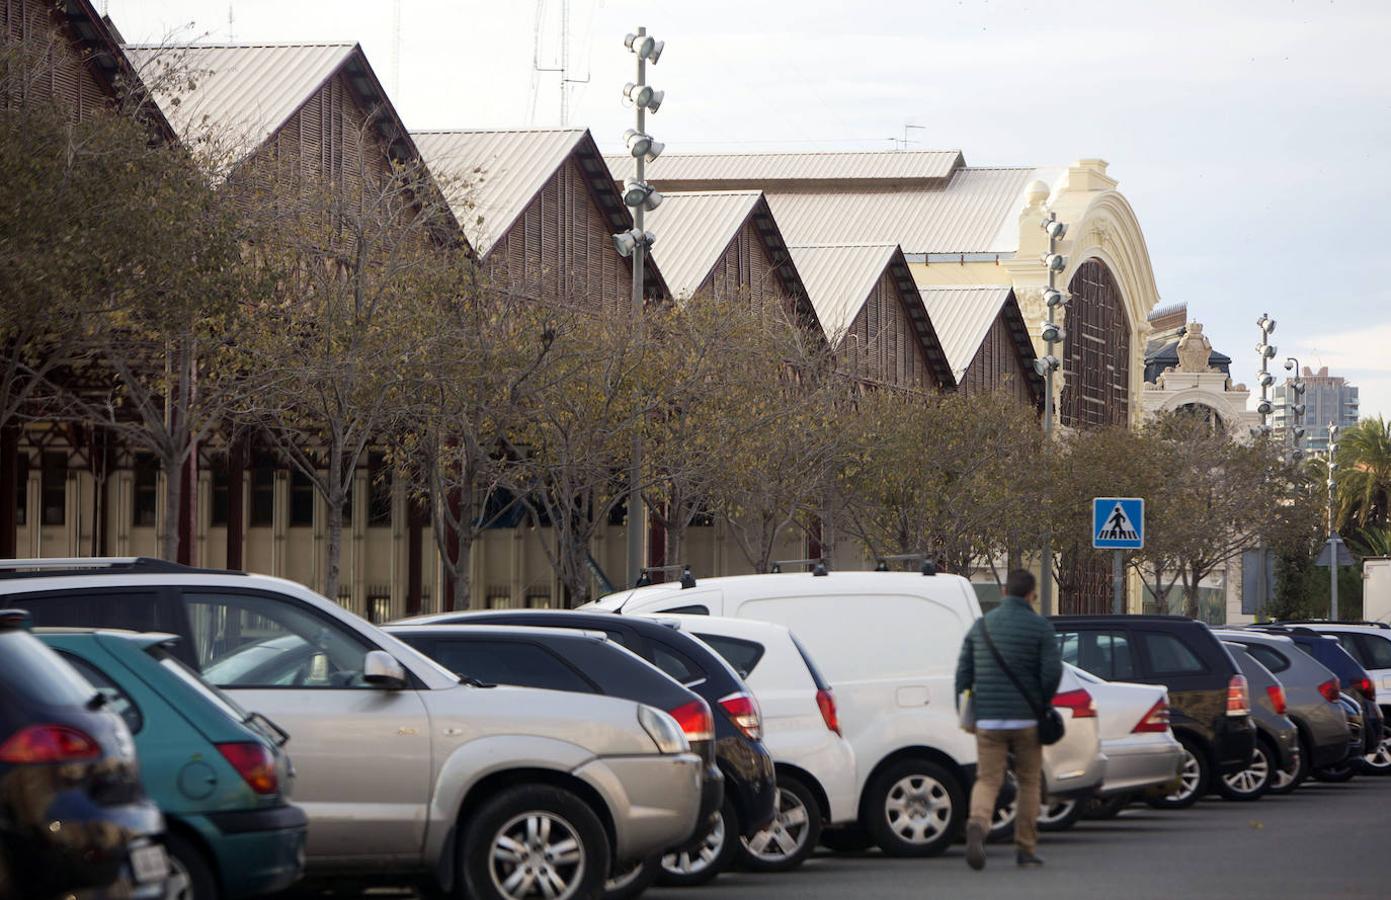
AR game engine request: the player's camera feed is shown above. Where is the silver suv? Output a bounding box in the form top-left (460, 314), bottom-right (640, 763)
top-left (0, 559), bottom-right (703, 900)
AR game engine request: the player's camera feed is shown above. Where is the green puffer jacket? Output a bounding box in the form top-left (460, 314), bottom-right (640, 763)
top-left (954, 596), bottom-right (1062, 722)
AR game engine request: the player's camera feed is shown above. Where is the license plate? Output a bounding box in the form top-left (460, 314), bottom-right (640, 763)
top-left (130, 843), bottom-right (169, 883)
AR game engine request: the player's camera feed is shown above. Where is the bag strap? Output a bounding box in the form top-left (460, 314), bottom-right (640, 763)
top-left (978, 617), bottom-right (1045, 719)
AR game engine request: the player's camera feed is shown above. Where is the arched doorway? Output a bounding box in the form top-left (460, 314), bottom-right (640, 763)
top-left (1059, 259), bottom-right (1133, 613)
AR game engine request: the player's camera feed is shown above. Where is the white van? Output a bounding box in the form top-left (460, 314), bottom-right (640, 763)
top-left (588, 570), bottom-right (1105, 857)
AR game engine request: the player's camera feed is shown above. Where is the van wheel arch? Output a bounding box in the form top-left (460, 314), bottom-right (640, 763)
top-left (857, 747), bottom-right (968, 830)
top-left (773, 762), bottom-right (830, 823)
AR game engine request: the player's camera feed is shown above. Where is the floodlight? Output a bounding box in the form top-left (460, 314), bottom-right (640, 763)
top-left (1044, 253), bottom-right (1067, 272)
top-left (1259, 372), bottom-right (1275, 388)
top-left (622, 179), bottom-right (663, 211)
top-left (624, 33), bottom-right (664, 63)
top-left (1033, 355), bottom-right (1061, 376)
top-left (612, 227), bottom-right (655, 258)
top-left (1043, 219), bottom-right (1067, 240)
top-left (1257, 314), bottom-right (1276, 335)
top-left (1256, 342), bottom-right (1277, 359)
top-left (1292, 426), bottom-right (1306, 439)
top-left (1257, 399), bottom-right (1273, 416)
top-left (1291, 449), bottom-right (1305, 462)
top-left (623, 129), bottom-right (664, 162)
top-left (1040, 321), bottom-right (1066, 344)
top-left (1292, 381), bottom-right (1306, 396)
top-left (1291, 403), bottom-right (1306, 417)
top-left (1042, 288), bottom-right (1067, 308)
top-left (623, 82), bottom-right (664, 112)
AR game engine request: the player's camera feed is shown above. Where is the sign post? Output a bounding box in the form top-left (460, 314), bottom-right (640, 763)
top-left (1093, 498), bottom-right (1145, 615)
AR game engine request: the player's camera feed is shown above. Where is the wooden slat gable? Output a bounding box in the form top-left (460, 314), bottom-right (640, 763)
top-left (841, 268), bottom-right (941, 392)
top-left (957, 293), bottom-right (1043, 408)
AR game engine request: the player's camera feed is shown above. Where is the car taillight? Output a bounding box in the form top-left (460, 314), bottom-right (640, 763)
top-left (718, 692), bottom-right (763, 741)
top-left (1052, 688), bottom-right (1097, 718)
top-left (1132, 698), bottom-right (1170, 733)
top-left (1357, 677), bottom-right (1376, 702)
top-left (667, 699), bottom-right (714, 743)
top-left (216, 741), bottom-right (279, 795)
top-left (1318, 678), bottom-right (1342, 703)
top-left (0, 725), bottom-right (102, 764)
top-left (815, 688), bottom-right (841, 736)
top-left (1226, 675), bottom-right (1250, 716)
top-left (1266, 685), bottom-right (1287, 716)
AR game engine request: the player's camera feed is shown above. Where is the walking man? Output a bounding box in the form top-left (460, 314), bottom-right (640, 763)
top-left (954, 568), bottom-right (1062, 870)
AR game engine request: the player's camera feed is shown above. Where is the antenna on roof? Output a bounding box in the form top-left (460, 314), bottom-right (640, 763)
top-left (532, 0), bottom-right (591, 125)
top-left (891, 123), bottom-right (925, 151)
top-left (227, 2), bottom-right (235, 42)
top-left (391, 0), bottom-right (402, 94)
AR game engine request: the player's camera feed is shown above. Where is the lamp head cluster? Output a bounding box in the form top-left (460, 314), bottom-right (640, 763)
top-left (624, 32), bottom-right (664, 63)
top-left (613, 227), bottom-right (655, 258)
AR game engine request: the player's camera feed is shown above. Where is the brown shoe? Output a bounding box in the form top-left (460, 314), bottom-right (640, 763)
top-left (1016, 849), bottom-right (1045, 867)
top-left (965, 822), bottom-right (987, 871)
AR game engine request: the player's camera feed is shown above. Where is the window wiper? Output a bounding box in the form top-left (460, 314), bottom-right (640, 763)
top-left (86, 691), bottom-right (108, 711)
top-left (248, 711), bottom-right (291, 747)
top-left (458, 674), bottom-right (496, 689)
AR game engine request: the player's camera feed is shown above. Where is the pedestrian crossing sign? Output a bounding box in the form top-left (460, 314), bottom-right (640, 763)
top-left (1093, 497), bottom-right (1145, 550)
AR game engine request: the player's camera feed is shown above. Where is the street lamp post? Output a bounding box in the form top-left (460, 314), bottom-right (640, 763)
top-left (1283, 357), bottom-right (1306, 462)
top-left (1328, 423), bottom-right (1341, 620)
top-left (1253, 316), bottom-right (1277, 619)
top-left (1035, 212), bottom-right (1068, 616)
top-left (615, 28), bottom-right (665, 588)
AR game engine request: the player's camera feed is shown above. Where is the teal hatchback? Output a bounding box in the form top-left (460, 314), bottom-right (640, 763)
top-left (37, 629), bottom-right (306, 900)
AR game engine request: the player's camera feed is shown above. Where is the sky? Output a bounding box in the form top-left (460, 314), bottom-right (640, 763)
top-left (105, 0), bottom-right (1391, 420)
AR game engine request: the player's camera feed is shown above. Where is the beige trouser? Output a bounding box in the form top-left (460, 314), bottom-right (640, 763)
top-left (968, 726), bottom-right (1043, 854)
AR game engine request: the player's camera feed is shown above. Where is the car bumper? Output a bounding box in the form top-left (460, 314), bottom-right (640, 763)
top-left (718, 736), bottom-right (778, 835)
top-left (1046, 750), bottom-right (1108, 800)
top-left (576, 752), bottom-right (703, 863)
top-left (1213, 718), bottom-right (1258, 775)
top-left (1098, 734), bottom-right (1185, 795)
top-left (1268, 722), bottom-right (1300, 771)
top-left (188, 805), bottom-right (308, 900)
top-left (1, 792), bottom-right (165, 898)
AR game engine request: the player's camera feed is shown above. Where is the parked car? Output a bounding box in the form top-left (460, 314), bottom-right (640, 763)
top-left (585, 569), bottom-right (1106, 858)
top-left (384, 622), bottom-right (723, 898)
top-left (1218, 643), bottom-right (1299, 801)
top-left (0, 609), bottom-right (168, 900)
top-left (1211, 629), bottom-right (1350, 794)
top-left (393, 608), bottom-right (777, 887)
top-left (1272, 621), bottom-right (1391, 773)
top-left (37, 628), bottom-right (307, 900)
top-left (1049, 615), bottom-right (1256, 809)
top-left (655, 614), bottom-right (857, 871)
top-left (1065, 664), bottom-right (1184, 817)
top-left (1248, 625), bottom-right (1384, 770)
top-left (0, 558), bottom-right (704, 900)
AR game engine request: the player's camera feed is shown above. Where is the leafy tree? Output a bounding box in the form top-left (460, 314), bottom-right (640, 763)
top-left (1334, 416), bottom-right (1391, 530)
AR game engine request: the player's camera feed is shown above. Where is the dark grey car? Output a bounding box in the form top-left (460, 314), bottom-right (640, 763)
top-left (1213, 630), bottom-right (1349, 794)
top-left (1218, 643), bottom-right (1299, 800)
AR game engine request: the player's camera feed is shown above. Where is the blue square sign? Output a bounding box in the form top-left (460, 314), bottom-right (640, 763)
top-left (1093, 497), bottom-right (1144, 550)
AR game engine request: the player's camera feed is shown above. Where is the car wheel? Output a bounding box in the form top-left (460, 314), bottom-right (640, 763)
top-left (864, 758), bottom-right (964, 858)
top-left (1217, 740), bottom-right (1273, 801)
top-left (1360, 727), bottom-right (1391, 775)
top-left (603, 856), bottom-right (660, 900)
top-left (164, 832), bottom-right (219, 900)
top-left (1038, 797), bottom-right (1083, 832)
top-left (461, 785), bottom-right (608, 900)
top-left (1146, 737), bottom-right (1209, 809)
top-left (818, 824), bottom-right (873, 854)
top-left (658, 795), bottom-right (738, 887)
top-left (737, 777), bottom-right (822, 873)
top-left (1268, 734), bottom-right (1308, 795)
top-left (1082, 794), bottom-right (1132, 820)
top-left (1314, 760), bottom-right (1358, 783)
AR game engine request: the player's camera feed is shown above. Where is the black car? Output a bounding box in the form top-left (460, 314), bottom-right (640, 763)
top-left (396, 609), bottom-right (778, 888)
top-left (385, 623), bottom-right (723, 898)
top-left (0, 610), bottom-right (168, 900)
top-left (1248, 626), bottom-right (1384, 774)
top-left (1050, 615), bottom-right (1257, 808)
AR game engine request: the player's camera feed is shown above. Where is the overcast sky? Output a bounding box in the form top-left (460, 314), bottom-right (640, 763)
top-left (107, 0), bottom-right (1391, 420)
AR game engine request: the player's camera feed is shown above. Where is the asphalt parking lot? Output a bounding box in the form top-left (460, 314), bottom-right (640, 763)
top-left (343, 774), bottom-right (1391, 899)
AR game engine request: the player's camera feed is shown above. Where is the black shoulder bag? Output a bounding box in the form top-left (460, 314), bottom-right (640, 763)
top-left (979, 619), bottom-right (1065, 746)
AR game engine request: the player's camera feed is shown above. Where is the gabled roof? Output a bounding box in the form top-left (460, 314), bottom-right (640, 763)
top-left (789, 244), bottom-right (953, 386)
top-left (608, 150), bottom-right (1065, 256)
top-left (124, 42), bottom-right (356, 163)
top-left (919, 285), bottom-right (1042, 400)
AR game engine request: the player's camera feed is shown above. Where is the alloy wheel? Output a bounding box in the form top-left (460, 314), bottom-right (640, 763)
top-left (1039, 798), bottom-right (1078, 825)
top-left (165, 855), bottom-right (193, 900)
top-left (662, 807), bottom-right (726, 875)
top-left (1363, 730), bottom-right (1391, 771)
top-left (488, 810), bottom-right (586, 900)
top-left (884, 774), bottom-right (952, 844)
top-left (741, 787), bottom-right (811, 863)
top-left (1166, 747), bottom-right (1202, 803)
top-left (1222, 745), bottom-right (1270, 795)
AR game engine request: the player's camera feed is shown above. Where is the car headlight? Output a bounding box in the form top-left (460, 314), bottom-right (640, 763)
top-left (637, 705), bottom-right (689, 755)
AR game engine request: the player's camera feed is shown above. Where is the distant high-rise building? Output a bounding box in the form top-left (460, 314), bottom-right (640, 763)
top-left (1273, 366), bottom-right (1359, 453)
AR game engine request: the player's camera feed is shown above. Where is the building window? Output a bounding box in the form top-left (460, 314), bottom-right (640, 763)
top-left (132, 455), bottom-right (158, 527)
top-left (209, 457), bottom-right (229, 527)
top-left (289, 469), bottom-right (315, 527)
top-left (249, 464), bottom-right (275, 527)
top-left (368, 452), bottom-right (392, 526)
top-left (14, 452), bottom-right (27, 526)
top-left (41, 452), bottom-right (67, 526)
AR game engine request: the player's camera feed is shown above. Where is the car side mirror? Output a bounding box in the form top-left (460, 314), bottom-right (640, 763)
top-left (363, 650), bottom-right (408, 690)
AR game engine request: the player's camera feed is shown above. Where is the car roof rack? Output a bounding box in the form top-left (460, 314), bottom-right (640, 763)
top-left (874, 554), bottom-right (938, 576)
top-left (770, 557), bottom-right (829, 576)
top-left (0, 557), bottom-right (247, 579)
top-left (1274, 619), bottom-right (1391, 630)
top-left (633, 564), bottom-right (696, 589)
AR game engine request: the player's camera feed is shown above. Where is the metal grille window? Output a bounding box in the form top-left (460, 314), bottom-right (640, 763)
top-left (367, 452), bottom-right (392, 526)
top-left (40, 452), bottom-right (66, 526)
top-left (132, 455), bottom-right (158, 527)
top-left (14, 452), bottom-right (27, 526)
top-left (289, 469), bottom-right (315, 527)
top-left (1060, 260), bottom-right (1131, 429)
top-left (249, 465), bottom-right (275, 527)
top-left (209, 457), bottom-right (229, 527)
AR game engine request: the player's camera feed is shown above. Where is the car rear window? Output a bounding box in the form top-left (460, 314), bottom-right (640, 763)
top-left (1357, 634), bottom-right (1391, 670)
top-left (693, 633), bottom-right (765, 679)
top-left (1243, 643), bottom-right (1290, 673)
top-left (428, 639), bottom-right (596, 693)
top-left (0, 632), bottom-right (98, 707)
top-left (1301, 638), bottom-right (1367, 684)
top-left (56, 651), bottom-right (144, 734)
top-left (1058, 630), bottom-right (1135, 680)
top-left (1140, 632), bottom-right (1208, 675)
top-left (148, 645), bottom-right (252, 724)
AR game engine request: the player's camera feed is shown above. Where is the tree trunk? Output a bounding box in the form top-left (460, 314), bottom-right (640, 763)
top-left (448, 537), bottom-right (473, 611)
top-left (160, 451), bottom-right (182, 561)
top-left (325, 492), bottom-right (344, 604)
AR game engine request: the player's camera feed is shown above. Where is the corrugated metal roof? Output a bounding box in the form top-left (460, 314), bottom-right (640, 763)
top-left (124, 43), bottom-right (355, 163)
top-left (641, 191), bottom-right (763, 299)
top-left (918, 285), bottom-right (1014, 380)
top-left (787, 244), bottom-right (898, 344)
top-left (606, 149), bottom-right (963, 184)
top-left (412, 128), bottom-right (587, 256)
